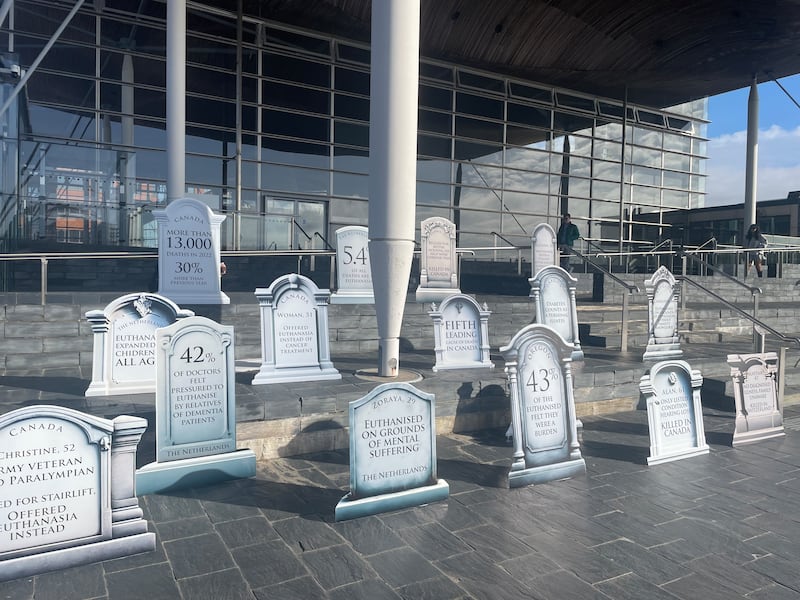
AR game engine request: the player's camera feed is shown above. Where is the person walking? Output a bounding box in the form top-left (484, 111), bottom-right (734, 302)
top-left (744, 223), bottom-right (767, 278)
top-left (557, 213), bottom-right (580, 271)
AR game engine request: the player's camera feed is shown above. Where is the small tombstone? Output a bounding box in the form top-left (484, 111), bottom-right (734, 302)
top-left (500, 324), bottom-right (585, 488)
top-left (727, 352), bottom-right (784, 446)
top-left (640, 359), bottom-right (709, 465)
top-left (331, 226), bottom-right (374, 304)
top-left (136, 316), bottom-right (256, 494)
top-left (0, 406), bottom-right (153, 581)
top-left (416, 216), bottom-right (461, 303)
top-left (85, 293), bottom-right (194, 397)
top-left (429, 294), bottom-right (493, 372)
top-left (335, 382), bottom-right (449, 521)
top-left (253, 273), bottom-right (341, 384)
top-left (153, 197), bottom-right (230, 305)
top-left (531, 223), bottom-right (558, 277)
top-left (643, 265), bottom-right (682, 361)
top-left (529, 265), bottom-right (583, 361)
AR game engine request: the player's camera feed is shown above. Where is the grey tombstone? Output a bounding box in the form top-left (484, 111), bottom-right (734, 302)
top-left (331, 225), bottom-right (375, 304)
top-left (500, 324), bottom-right (585, 488)
top-left (335, 382), bottom-right (449, 521)
top-left (640, 359), bottom-right (709, 465)
top-left (429, 294), bottom-right (493, 372)
top-left (153, 197), bottom-right (230, 305)
top-left (531, 223), bottom-right (558, 278)
top-left (728, 352), bottom-right (784, 446)
top-left (529, 265), bottom-right (583, 361)
top-left (136, 316), bottom-right (256, 495)
top-left (0, 406), bottom-right (154, 581)
top-left (643, 265), bottom-right (682, 361)
top-left (85, 293), bottom-right (194, 397)
top-left (253, 273), bottom-right (341, 384)
top-left (416, 216), bottom-right (461, 303)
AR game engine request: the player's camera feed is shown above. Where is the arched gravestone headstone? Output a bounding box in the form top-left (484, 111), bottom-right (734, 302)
top-left (500, 324), bottom-right (585, 488)
top-left (416, 216), bottom-right (461, 303)
top-left (529, 265), bottom-right (583, 361)
top-left (0, 406), bottom-right (153, 581)
top-left (429, 294), bottom-right (493, 371)
top-left (153, 197), bottom-right (230, 305)
top-left (728, 352), bottom-right (784, 446)
top-left (253, 273), bottom-right (341, 384)
top-left (643, 265), bottom-right (682, 361)
top-left (85, 293), bottom-right (194, 397)
top-left (640, 359), bottom-right (709, 465)
top-left (331, 225), bottom-right (374, 304)
top-left (531, 223), bottom-right (558, 278)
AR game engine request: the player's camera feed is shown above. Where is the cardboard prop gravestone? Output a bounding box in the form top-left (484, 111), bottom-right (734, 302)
top-left (0, 406), bottom-right (154, 581)
top-left (500, 324), bottom-right (585, 488)
top-left (253, 273), bottom-right (341, 384)
top-left (529, 265), bottom-right (583, 361)
top-left (153, 197), bottom-right (230, 305)
top-left (727, 352), bottom-right (784, 446)
top-left (335, 382), bottom-right (449, 521)
top-left (85, 293), bottom-right (194, 397)
top-left (416, 216), bottom-right (461, 303)
top-left (331, 226), bottom-right (374, 304)
top-left (531, 223), bottom-right (558, 277)
top-left (136, 316), bottom-right (256, 495)
top-left (639, 359), bottom-right (709, 465)
top-left (429, 294), bottom-right (493, 372)
top-left (643, 265), bottom-right (682, 361)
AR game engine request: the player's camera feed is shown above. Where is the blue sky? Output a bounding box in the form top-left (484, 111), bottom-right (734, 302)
top-left (705, 74), bottom-right (800, 206)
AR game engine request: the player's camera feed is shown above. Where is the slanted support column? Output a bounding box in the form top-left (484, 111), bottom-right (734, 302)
top-left (368, 0), bottom-right (421, 377)
top-left (743, 77), bottom-right (759, 239)
top-left (167, 0), bottom-right (186, 201)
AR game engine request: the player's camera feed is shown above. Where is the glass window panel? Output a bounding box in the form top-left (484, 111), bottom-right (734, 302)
top-left (264, 164), bottom-right (329, 195)
top-left (456, 92), bottom-right (503, 119)
top-left (420, 62), bottom-right (454, 83)
top-left (334, 121), bottom-right (369, 148)
top-left (570, 136), bottom-right (593, 158)
top-left (334, 93), bottom-right (369, 120)
top-left (263, 109), bottom-right (329, 142)
top-left (458, 71), bottom-right (504, 94)
top-left (264, 80), bottom-right (330, 114)
top-left (264, 139), bottom-right (329, 168)
top-left (509, 82), bottom-right (553, 105)
top-left (631, 165), bottom-right (661, 186)
top-left (501, 191), bottom-right (549, 215)
top-left (457, 206), bottom-right (500, 238)
top-left (28, 72), bottom-right (95, 109)
top-left (333, 171), bottom-right (368, 198)
top-left (663, 189), bottom-right (689, 209)
top-left (265, 27), bottom-right (330, 56)
top-left (629, 146), bottom-right (661, 168)
top-left (455, 116), bottom-right (502, 142)
top-left (567, 177), bottom-right (591, 198)
top-left (418, 159), bottom-right (452, 183)
top-left (663, 132), bottom-right (691, 153)
top-left (454, 140), bottom-right (502, 164)
top-left (567, 156), bottom-right (592, 178)
top-left (507, 124), bottom-right (549, 148)
top-left (461, 163), bottom-right (503, 189)
top-left (419, 85), bottom-right (452, 110)
top-left (553, 110), bottom-right (593, 134)
top-left (337, 43), bottom-right (370, 65)
top-left (334, 148), bottom-right (369, 174)
top-left (416, 205), bottom-right (452, 225)
top-left (417, 182), bottom-right (451, 206)
top-left (664, 171), bottom-right (690, 190)
top-left (630, 184), bottom-right (660, 205)
top-left (187, 96), bottom-right (235, 129)
top-left (335, 67), bottom-right (369, 94)
top-left (459, 187), bottom-right (501, 212)
top-left (504, 146), bottom-right (550, 172)
top-left (664, 152), bottom-right (691, 172)
top-left (502, 170), bottom-right (550, 194)
top-left (632, 127), bottom-right (662, 147)
top-left (593, 139), bottom-right (621, 161)
top-left (507, 103), bottom-right (551, 128)
top-left (27, 106), bottom-right (96, 140)
top-left (419, 109), bottom-right (451, 135)
top-left (592, 183), bottom-right (621, 203)
top-left (638, 111), bottom-right (665, 127)
top-left (330, 197), bottom-right (368, 222)
top-left (594, 119), bottom-right (622, 140)
top-left (593, 159), bottom-right (621, 181)
top-left (418, 134), bottom-right (451, 159)
top-left (187, 36), bottom-right (236, 70)
top-left (556, 92), bottom-right (595, 113)
top-left (263, 52), bottom-right (329, 86)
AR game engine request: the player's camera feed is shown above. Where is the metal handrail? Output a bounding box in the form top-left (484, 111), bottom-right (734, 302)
top-left (680, 252), bottom-right (761, 301)
top-left (489, 232), bottom-right (527, 273)
top-left (647, 239), bottom-right (673, 254)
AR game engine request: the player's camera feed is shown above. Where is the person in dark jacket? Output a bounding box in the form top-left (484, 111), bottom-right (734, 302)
top-left (557, 213), bottom-right (580, 270)
top-left (744, 223), bottom-right (767, 278)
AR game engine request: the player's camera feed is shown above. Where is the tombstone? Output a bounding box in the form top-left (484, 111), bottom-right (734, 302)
top-left (331, 226), bottom-right (375, 304)
top-left (0, 406), bottom-right (154, 581)
top-left (499, 324), bottom-right (585, 488)
top-left (429, 294), bottom-right (493, 372)
top-left (335, 382), bottom-right (449, 521)
top-left (643, 265), bottom-right (682, 361)
top-left (531, 223), bottom-right (558, 277)
top-left (153, 197), bottom-right (230, 305)
top-left (640, 359), bottom-right (709, 465)
top-left (85, 293), bottom-right (194, 397)
top-left (415, 216), bottom-right (461, 303)
top-left (136, 316), bottom-right (256, 494)
top-left (727, 352), bottom-right (784, 446)
top-left (529, 265), bottom-right (583, 361)
top-left (253, 273), bottom-right (341, 384)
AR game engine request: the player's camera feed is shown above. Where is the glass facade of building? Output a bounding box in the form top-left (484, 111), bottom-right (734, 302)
top-left (0, 0), bottom-right (708, 255)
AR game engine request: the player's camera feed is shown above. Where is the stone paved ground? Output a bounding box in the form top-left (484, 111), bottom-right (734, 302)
top-left (4, 404), bottom-right (800, 599)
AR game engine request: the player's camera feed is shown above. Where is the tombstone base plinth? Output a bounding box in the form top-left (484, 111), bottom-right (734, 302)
top-left (334, 479), bottom-right (449, 522)
top-left (415, 286), bottom-right (461, 303)
top-left (85, 381), bottom-right (153, 397)
top-left (330, 292), bottom-right (374, 304)
top-left (647, 445), bottom-right (709, 465)
top-left (643, 342), bottom-right (682, 361)
top-left (136, 449), bottom-right (256, 495)
top-left (252, 365), bottom-right (341, 385)
top-left (508, 457), bottom-right (586, 488)
top-left (733, 426), bottom-right (785, 446)
top-left (159, 290), bottom-right (230, 305)
top-left (0, 532), bottom-right (155, 583)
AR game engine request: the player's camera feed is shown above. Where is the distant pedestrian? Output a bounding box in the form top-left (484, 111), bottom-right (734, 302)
top-left (744, 223), bottom-right (767, 278)
top-left (557, 213), bottom-right (580, 271)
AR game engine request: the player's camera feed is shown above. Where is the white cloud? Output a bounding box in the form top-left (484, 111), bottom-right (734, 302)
top-left (705, 125), bottom-right (800, 206)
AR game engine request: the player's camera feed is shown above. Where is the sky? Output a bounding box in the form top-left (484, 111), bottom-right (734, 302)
top-left (705, 74), bottom-right (800, 207)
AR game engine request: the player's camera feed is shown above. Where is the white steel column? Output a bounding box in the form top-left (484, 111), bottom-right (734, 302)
top-left (167, 0), bottom-right (186, 202)
top-left (743, 78), bottom-right (759, 234)
top-left (368, 0), bottom-right (420, 377)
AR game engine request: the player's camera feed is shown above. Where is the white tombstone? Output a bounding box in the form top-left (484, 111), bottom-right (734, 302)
top-left (253, 273), bottom-right (341, 384)
top-left (153, 197), bottom-right (230, 305)
top-left (0, 406), bottom-right (154, 581)
top-left (643, 265), bottom-right (682, 361)
top-left (85, 293), bottom-right (194, 397)
top-left (335, 382), bottom-right (449, 521)
top-left (640, 359), bottom-right (709, 465)
top-left (728, 352), bottom-right (784, 446)
top-left (500, 324), bottom-right (585, 488)
top-left (331, 226), bottom-right (375, 304)
top-left (429, 294), bottom-right (493, 372)
top-left (415, 216), bottom-right (461, 303)
top-left (529, 265), bottom-right (583, 361)
top-left (136, 316), bottom-right (256, 495)
top-left (531, 223), bottom-right (558, 278)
